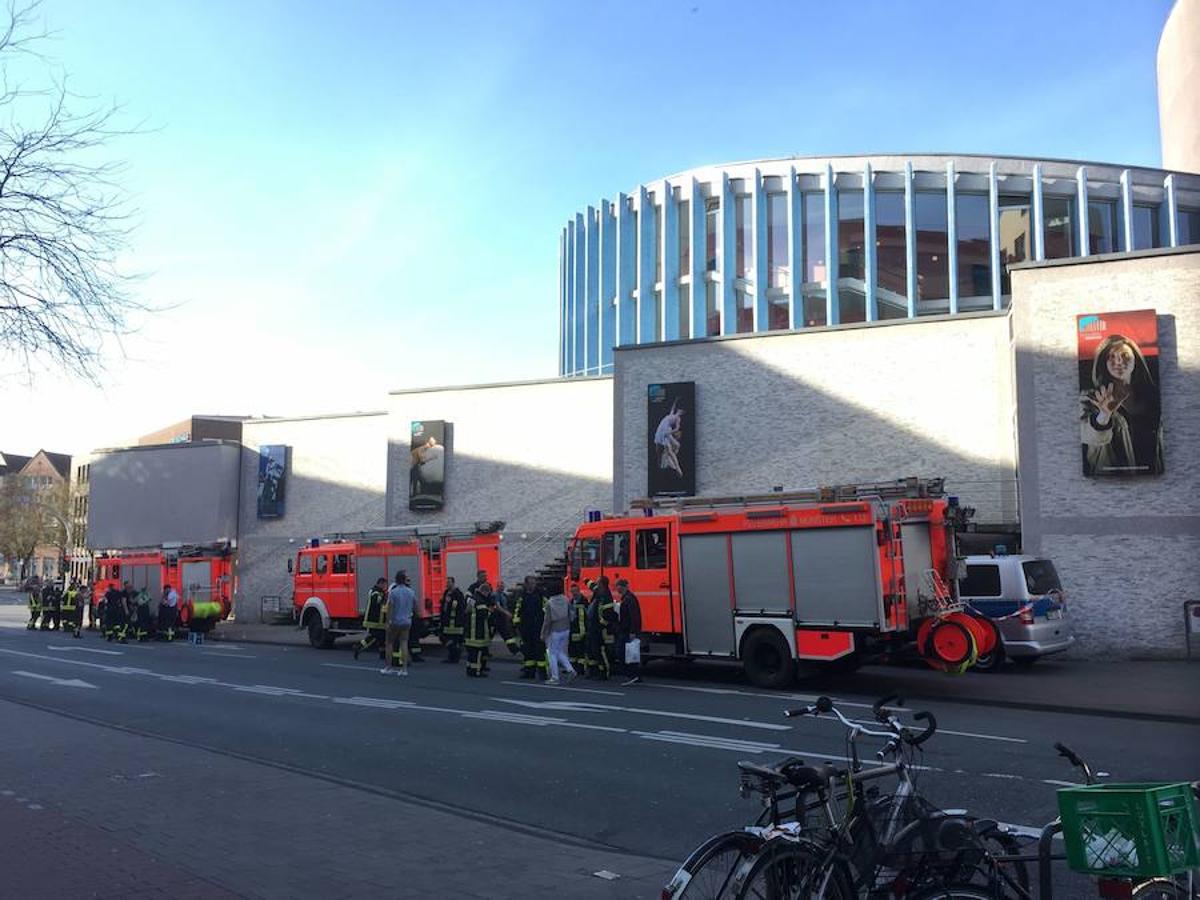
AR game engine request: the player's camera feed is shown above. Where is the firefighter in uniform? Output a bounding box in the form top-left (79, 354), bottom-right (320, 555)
top-left (103, 582), bottom-right (129, 642)
top-left (353, 578), bottom-right (389, 661)
top-left (514, 576), bottom-right (548, 680)
top-left (568, 581), bottom-right (591, 677)
top-left (39, 581), bottom-right (60, 630)
top-left (464, 583), bottom-right (497, 678)
top-left (26, 586), bottom-right (42, 630)
top-left (61, 581), bottom-right (82, 639)
top-left (405, 597), bottom-right (430, 665)
top-left (439, 577), bottom-right (466, 664)
top-left (586, 575), bottom-right (615, 679)
top-left (133, 588), bottom-right (154, 641)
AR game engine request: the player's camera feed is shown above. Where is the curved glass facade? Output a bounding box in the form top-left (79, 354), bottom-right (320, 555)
top-left (558, 155), bottom-right (1200, 376)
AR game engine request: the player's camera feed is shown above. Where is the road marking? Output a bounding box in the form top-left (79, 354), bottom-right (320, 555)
top-left (492, 697), bottom-right (790, 732)
top-left (47, 644), bottom-right (123, 656)
top-left (1042, 779), bottom-right (1079, 788)
top-left (634, 730), bottom-right (781, 753)
top-left (501, 680), bottom-right (624, 697)
top-left (12, 670), bottom-right (97, 689)
top-left (463, 711), bottom-right (561, 726)
top-left (980, 772), bottom-right (1022, 780)
top-left (206, 653), bottom-right (257, 659)
top-left (234, 685), bottom-right (329, 699)
top-left (836, 717), bottom-right (1026, 745)
top-left (322, 663), bottom-right (377, 672)
top-left (333, 696), bottom-right (418, 710)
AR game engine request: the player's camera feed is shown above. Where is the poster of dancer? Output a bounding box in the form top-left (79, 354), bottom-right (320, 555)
top-left (256, 445), bottom-right (288, 519)
top-left (409, 420), bottom-right (448, 510)
top-left (647, 382), bottom-right (695, 497)
top-left (1077, 309), bottom-right (1164, 477)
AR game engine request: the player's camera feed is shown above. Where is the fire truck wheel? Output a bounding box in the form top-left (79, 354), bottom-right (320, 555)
top-left (306, 614), bottom-right (334, 650)
top-left (741, 628), bottom-right (795, 690)
top-left (971, 621), bottom-right (1006, 673)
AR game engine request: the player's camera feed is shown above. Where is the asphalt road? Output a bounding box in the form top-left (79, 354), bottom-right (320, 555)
top-left (0, 606), bottom-right (1197, 897)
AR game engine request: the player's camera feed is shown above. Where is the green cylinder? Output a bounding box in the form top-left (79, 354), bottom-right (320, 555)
top-left (191, 601), bottom-right (222, 620)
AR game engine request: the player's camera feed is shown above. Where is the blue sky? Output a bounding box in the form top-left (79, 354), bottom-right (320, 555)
top-left (11, 0), bottom-right (1176, 453)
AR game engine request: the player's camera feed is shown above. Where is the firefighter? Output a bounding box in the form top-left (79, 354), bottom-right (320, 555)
top-left (61, 580), bottom-right (82, 639)
top-left (464, 582), bottom-right (497, 678)
top-left (26, 585), bottom-right (42, 630)
top-left (567, 582), bottom-right (591, 677)
top-left (353, 577), bottom-right (389, 661)
top-left (132, 588), bottom-right (154, 641)
top-left (39, 581), bottom-right (60, 630)
top-left (86, 581), bottom-right (100, 630)
top-left (406, 597), bottom-right (430, 664)
top-left (586, 575), bottom-right (614, 680)
top-left (158, 584), bottom-right (180, 642)
top-left (102, 582), bottom-right (129, 643)
top-left (439, 577), bottom-right (466, 664)
top-left (514, 576), bottom-right (548, 681)
top-left (493, 579), bottom-right (520, 655)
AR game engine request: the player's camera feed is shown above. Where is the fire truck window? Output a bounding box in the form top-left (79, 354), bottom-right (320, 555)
top-left (582, 538), bottom-right (600, 567)
top-left (332, 553), bottom-right (350, 575)
top-left (959, 564), bottom-right (1001, 597)
top-left (602, 531), bottom-right (629, 568)
top-left (111, 564), bottom-right (120, 579)
top-left (315, 554), bottom-right (328, 576)
top-left (298, 555), bottom-right (312, 576)
top-left (636, 529), bottom-right (668, 570)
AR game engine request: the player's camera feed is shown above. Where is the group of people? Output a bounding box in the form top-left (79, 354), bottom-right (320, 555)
top-left (353, 569), bottom-right (645, 686)
top-left (95, 581), bottom-right (183, 643)
top-left (25, 579), bottom-right (86, 638)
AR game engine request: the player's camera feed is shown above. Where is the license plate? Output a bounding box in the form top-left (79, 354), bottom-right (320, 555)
top-left (1046, 609), bottom-right (1063, 620)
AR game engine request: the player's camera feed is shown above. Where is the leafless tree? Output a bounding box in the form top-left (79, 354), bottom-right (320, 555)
top-left (0, 0), bottom-right (144, 380)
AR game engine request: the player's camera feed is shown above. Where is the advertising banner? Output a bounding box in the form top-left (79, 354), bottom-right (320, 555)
top-left (409, 420), bottom-right (448, 511)
top-left (257, 445), bottom-right (288, 518)
top-left (1077, 309), bottom-right (1163, 477)
top-left (647, 382), bottom-right (695, 497)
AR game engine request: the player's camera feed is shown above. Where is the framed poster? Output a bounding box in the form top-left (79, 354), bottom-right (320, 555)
top-left (256, 445), bottom-right (288, 518)
top-left (647, 382), bottom-right (695, 497)
top-left (1077, 310), bottom-right (1163, 477)
top-left (409, 420), bottom-right (448, 511)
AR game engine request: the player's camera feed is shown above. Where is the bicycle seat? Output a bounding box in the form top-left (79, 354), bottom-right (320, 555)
top-left (737, 761), bottom-right (788, 783)
top-left (779, 761), bottom-right (838, 791)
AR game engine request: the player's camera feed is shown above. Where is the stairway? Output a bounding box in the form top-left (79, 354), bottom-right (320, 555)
top-left (534, 552), bottom-right (569, 596)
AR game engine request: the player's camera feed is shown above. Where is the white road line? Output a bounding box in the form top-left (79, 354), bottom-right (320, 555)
top-left (12, 670), bottom-right (97, 689)
top-left (206, 653), bottom-right (257, 659)
top-left (1042, 779), bottom-right (1080, 788)
top-left (333, 697), bottom-right (418, 710)
top-left (492, 696), bottom-right (790, 732)
top-left (980, 772), bottom-right (1022, 780)
top-left (501, 680), bottom-right (624, 697)
top-left (233, 685), bottom-right (329, 699)
top-left (656, 730), bottom-right (784, 751)
top-left (634, 731), bottom-right (779, 753)
top-left (835, 717), bottom-right (1027, 745)
top-left (322, 663), bottom-right (377, 672)
top-left (47, 644), bottom-right (123, 656)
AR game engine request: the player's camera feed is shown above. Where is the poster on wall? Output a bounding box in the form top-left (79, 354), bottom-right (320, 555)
top-left (1077, 309), bottom-right (1164, 477)
top-left (647, 382), bottom-right (695, 497)
top-left (256, 445), bottom-right (288, 518)
top-left (409, 420), bottom-right (448, 511)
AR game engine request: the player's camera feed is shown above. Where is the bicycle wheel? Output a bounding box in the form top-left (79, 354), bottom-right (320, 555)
top-left (664, 830), bottom-right (764, 899)
top-left (1130, 878), bottom-right (1185, 899)
top-left (908, 884), bottom-right (1000, 899)
top-left (735, 838), bottom-right (854, 900)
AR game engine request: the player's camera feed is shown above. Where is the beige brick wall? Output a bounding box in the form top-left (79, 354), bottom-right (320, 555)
top-left (1012, 248), bottom-right (1200, 657)
top-left (613, 314), bottom-right (1019, 526)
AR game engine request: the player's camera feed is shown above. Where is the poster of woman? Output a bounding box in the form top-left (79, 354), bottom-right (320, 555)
top-left (1077, 309), bottom-right (1164, 477)
top-left (647, 382), bottom-right (695, 497)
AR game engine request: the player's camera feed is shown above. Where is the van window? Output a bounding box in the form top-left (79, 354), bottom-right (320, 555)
top-left (315, 554), bottom-right (328, 576)
top-left (298, 555), bottom-right (312, 575)
top-left (959, 564), bottom-right (1001, 597)
top-left (636, 528), bottom-right (668, 570)
top-left (1022, 559), bottom-right (1062, 595)
top-left (602, 531), bottom-right (630, 568)
top-left (332, 553), bottom-right (350, 575)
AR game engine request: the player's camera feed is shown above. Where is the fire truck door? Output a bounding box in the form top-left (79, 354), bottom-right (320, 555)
top-left (129, 565), bottom-right (148, 592)
top-left (356, 556), bottom-right (386, 615)
top-left (147, 565), bottom-right (162, 600)
top-left (899, 524), bottom-right (932, 623)
top-left (181, 561), bottom-right (208, 602)
top-left (679, 534), bottom-right (735, 655)
top-left (633, 527), bottom-right (671, 632)
top-left (600, 529), bottom-right (630, 585)
top-left (446, 551), bottom-right (477, 594)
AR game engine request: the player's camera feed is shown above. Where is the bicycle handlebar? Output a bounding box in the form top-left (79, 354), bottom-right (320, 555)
top-left (873, 693), bottom-right (903, 722)
top-left (785, 695), bottom-right (934, 746)
top-left (909, 711), bottom-right (937, 746)
top-left (1054, 742), bottom-right (1082, 767)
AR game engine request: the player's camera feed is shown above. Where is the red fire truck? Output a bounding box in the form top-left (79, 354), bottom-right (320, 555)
top-left (565, 478), bottom-right (995, 688)
top-left (290, 522), bottom-right (503, 649)
top-left (91, 546), bottom-right (234, 629)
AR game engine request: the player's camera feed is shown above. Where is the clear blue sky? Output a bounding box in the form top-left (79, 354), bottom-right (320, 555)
top-left (12, 0), bottom-right (1176, 453)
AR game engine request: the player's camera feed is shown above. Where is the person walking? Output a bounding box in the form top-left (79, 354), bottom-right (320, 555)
top-left (353, 578), bottom-right (389, 660)
top-left (586, 576), bottom-right (614, 680)
top-left (464, 582), bottom-right (497, 678)
top-left (567, 582), bottom-right (591, 678)
top-left (540, 591), bottom-right (576, 685)
top-left (613, 579), bottom-right (644, 685)
top-left (439, 577), bottom-right (466, 664)
top-left (515, 576), bottom-right (548, 681)
top-left (384, 571), bottom-right (417, 677)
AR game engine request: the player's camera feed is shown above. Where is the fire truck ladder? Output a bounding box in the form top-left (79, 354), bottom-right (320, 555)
top-left (630, 476), bottom-right (946, 511)
top-left (321, 521), bottom-right (505, 544)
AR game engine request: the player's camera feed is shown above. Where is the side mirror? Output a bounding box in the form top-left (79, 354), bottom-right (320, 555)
top-left (287, 558), bottom-right (293, 574)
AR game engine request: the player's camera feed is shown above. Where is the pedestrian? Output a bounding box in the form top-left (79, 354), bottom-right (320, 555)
top-left (514, 576), bottom-right (548, 681)
top-left (61, 581), bottom-right (82, 639)
top-left (439, 577), bottom-right (466, 664)
top-left (493, 579), bottom-right (521, 655)
top-left (540, 591), bottom-right (576, 685)
top-left (26, 585), bottom-right (42, 630)
top-left (384, 571), bottom-right (417, 676)
top-left (613, 578), bottom-right (644, 686)
top-left (353, 577), bottom-right (388, 660)
top-left (464, 582), bottom-right (497, 678)
top-left (159, 583), bottom-right (180, 642)
top-left (586, 575), bottom-right (614, 680)
top-left (85, 580), bottom-right (99, 631)
top-left (567, 582), bottom-right (591, 677)
top-left (103, 582), bottom-right (129, 643)
top-left (407, 596), bottom-right (430, 664)
top-left (39, 581), bottom-right (59, 630)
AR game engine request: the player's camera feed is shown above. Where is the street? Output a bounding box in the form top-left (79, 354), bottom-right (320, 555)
top-left (0, 595), bottom-right (1197, 899)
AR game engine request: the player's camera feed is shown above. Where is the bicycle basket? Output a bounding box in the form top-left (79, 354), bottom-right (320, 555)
top-left (1057, 783), bottom-right (1200, 878)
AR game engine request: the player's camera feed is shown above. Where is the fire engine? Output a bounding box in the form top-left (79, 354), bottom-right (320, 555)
top-left (290, 522), bottom-right (503, 649)
top-left (92, 545), bottom-right (234, 631)
top-left (565, 478), bottom-right (996, 688)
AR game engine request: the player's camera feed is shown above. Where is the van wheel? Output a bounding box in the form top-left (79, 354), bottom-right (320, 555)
top-left (742, 629), bottom-right (795, 690)
top-left (307, 615), bottom-right (334, 649)
top-left (972, 622), bottom-right (1005, 673)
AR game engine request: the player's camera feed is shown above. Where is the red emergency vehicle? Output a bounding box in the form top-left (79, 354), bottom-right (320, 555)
top-left (290, 522), bottom-right (503, 649)
top-left (565, 478), bottom-right (995, 688)
top-left (91, 546), bottom-right (234, 628)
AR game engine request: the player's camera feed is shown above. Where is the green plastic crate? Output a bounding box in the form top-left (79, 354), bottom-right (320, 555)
top-left (1057, 783), bottom-right (1200, 878)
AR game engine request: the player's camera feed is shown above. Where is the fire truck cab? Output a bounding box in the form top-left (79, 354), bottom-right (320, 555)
top-left (566, 479), bottom-right (986, 688)
top-left (290, 522), bottom-right (502, 649)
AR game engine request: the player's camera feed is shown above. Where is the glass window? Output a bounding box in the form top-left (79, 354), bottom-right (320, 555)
top-left (1179, 208), bottom-right (1200, 246)
top-left (914, 190), bottom-right (949, 313)
top-left (735, 195), bottom-right (752, 278)
top-left (1088, 201), bottom-right (1118, 255)
top-left (704, 281), bottom-right (719, 336)
top-left (332, 553), bottom-right (350, 575)
top-left (837, 189), bottom-right (866, 324)
top-left (705, 199), bottom-right (718, 272)
top-left (653, 288), bottom-right (663, 342)
top-left (768, 295), bottom-right (789, 331)
top-left (636, 528), bottom-right (668, 570)
top-left (801, 192), bottom-right (827, 327)
top-left (315, 554), bottom-right (328, 576)
top-left (631, 207), bottom-right (640, 280)
top-left (1043, 196), bottom-right (1074, 259)
top-left (602, 531), bottom-right (629, 568)
top-left (959, 564), bottom-right (1001, 597)
top-left (581, 538), bottom-right (600, 567)
top-left (678, 199), bottom-right (691, 274)
top-left (1132, 204), bottom-right (1160, 250)
top-left (735, 288), bottom-right (753, 333)
top-left (1021, 559), bottom-right (1062, 595)
top-left (679, 282), bottom-right (691, 338)
top-left (875, 191), bottom-right (907, 319)
top-left (767, 193), bottom-right (788, 289)
top-left (998, 194), bottom-right (1034, 298)
top-left (956, 193), bottom-right (992, 311)
top-left (654, 202), bottom-right (663, 283)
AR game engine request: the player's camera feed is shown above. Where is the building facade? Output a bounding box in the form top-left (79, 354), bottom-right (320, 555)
top-left (558, 154), bottom-right (1200, 376)
top-left (0, 449), bottom-right (73, 583)
top-left (1158, 0), bottom-right (1200, 174)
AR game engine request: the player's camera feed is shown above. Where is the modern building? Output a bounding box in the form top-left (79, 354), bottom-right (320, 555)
top-left (138, 415), bottom-right (247, 446)
top-left (1158, 0), bottom-right (1200, 174)
top-left (557, 154), bottom-right (1200, 375)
